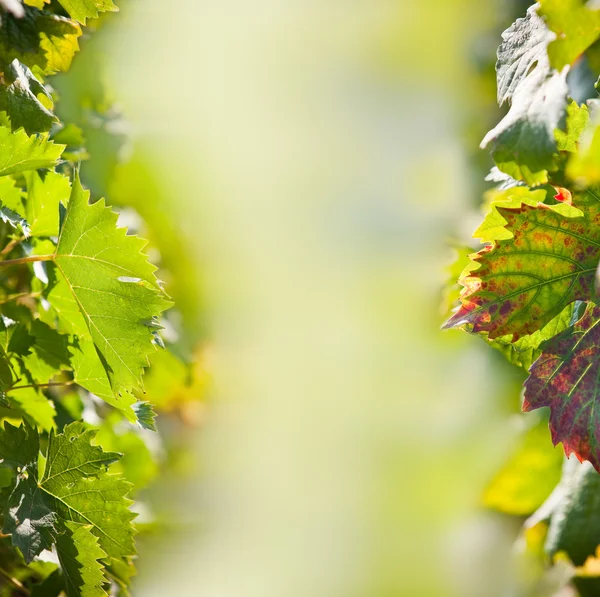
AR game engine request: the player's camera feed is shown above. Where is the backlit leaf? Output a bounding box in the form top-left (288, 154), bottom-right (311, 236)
top-left (539, 0), bottom-right (600, 71)
top-left (56, 522), bottom-right (108, 597)
top-left (0, 126), bottom-right (64, 177)
top-left (53, 175), bottom-right (171, 397)
top-left (524, 303), bottom-right (600, 472)
top-left (0, 7), bottom-right (81, 76)
top-left (57, 0), bottom-right (118, 25)
top-left (444, 189), bottom-right (600, 340)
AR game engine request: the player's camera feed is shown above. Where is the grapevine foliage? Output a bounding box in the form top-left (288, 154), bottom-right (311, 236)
top-left (0, 1), bottom-right (177, 595)
top-left (445, 1), bottom-right (600, 586)
top-left (446, 0), bottom-right (600, 476)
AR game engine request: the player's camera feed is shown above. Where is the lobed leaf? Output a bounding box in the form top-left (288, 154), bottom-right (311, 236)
top-left (496, 5), bottom-right (553, 106)
top-left (0, 126), bottom-right (64, 177)
top-left (445, 189), bottom-right (600, 340)
top-left (57, 0), bottom-right (118, 24)
top-left (53, 175), bottom-right (171, 398)
top-left (0, 7), bottom-right (81, 76)
top-left (56, 522), bottom-right (108, 597)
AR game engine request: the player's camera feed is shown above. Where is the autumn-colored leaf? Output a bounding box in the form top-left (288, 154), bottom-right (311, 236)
top-left (444, 190), bottom-right (600, 340)
top-left (524, 304), bottom-right (600, 472)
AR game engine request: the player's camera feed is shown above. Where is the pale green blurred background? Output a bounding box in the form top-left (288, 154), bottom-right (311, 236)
top-left (57, 1), bottom-right (545, 595)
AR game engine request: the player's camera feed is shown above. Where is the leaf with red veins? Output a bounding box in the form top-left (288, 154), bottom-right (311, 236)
top-left (444, 190), bottom-right (600, 340)
top-left (523, 304), bottom-right (600, 472)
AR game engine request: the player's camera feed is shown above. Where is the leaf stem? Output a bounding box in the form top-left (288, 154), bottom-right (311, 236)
top-left (9, 380), bottom-right (74, 392)
top-left (0, 238), bottom-right (23, 257)
top-left (0, 566), bottom-right (29, 596)
top-left (0, 254), bottom-right (54, 267)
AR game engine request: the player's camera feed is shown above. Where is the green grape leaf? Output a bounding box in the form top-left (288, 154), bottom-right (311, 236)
top-left (132, 401), bottom-right (156, 432)
top-left (0, 59), bottom-right (57, 134)
top-left (0, 201), bottom-right (30, 237)
top-left (539, 0), bottom-right (600, 71)
top-left (26, 171), bottom-right (71, 237)
top-left (556, 100), bottom-right (589, 153)
top-left (0, 126), bottom-right (64, 177)
top-left (53, 175), bottom-right (171, 397)
top-left (42, 426), bottom-right (135, 560)
top-left (544, 459), bottom-right (600, 565)
top-left (496, 5), bottom-right (553, 106)
top-left (0, 421), bottom-right (135, 569)
top-left (57, 0), bottom-right (118, 25)
top-left (482, 415), bottom-right (563, 515)
top-left (0, 7), bottom-right (82, 76)
top-left (481, 67), bottom-right (568, 186)
top-left (4, 474), bottom-right (57, 563)
top-left (444, 189), bottom-right (600, 340)
top-left (56, 522), bottom-right (108, 597)
top-left (524, 303), bottom-right (600, 472)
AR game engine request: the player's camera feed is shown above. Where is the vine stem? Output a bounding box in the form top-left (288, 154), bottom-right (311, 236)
top-left (0, 566), bottom-right (29, 595)
top-left (0, 254), bottom-right (54, 267)
top-left (9, 380), bottom-right (74, 392)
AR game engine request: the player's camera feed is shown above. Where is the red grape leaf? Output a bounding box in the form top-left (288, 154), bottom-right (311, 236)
top-left (524, 304), bottom-right (600, 472)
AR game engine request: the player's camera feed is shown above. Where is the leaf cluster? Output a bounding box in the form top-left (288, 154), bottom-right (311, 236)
top-left (0, 2), bottom-right (182, 595)
top-left (445, 1), bottom-right (600, 592)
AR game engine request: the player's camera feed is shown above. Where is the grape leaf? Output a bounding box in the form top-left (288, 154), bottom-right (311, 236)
top-left (56, 522), bottom-right (108, 597)
top-left (444, 189), bottom-right (600, 340)
top-left (523, 303), bottom-right (600, 472)
top-left (539, 0), bottom-right (600, 71)
top-left (0, 421), bottom-right (135, 569)
top-left (0, 59), bottom-right (56, 134)
top-left (53, 175), bottom-right (171, 397)
top-left (26, 171), bottom-right (71, 237)
top-left (41, 423), bottom-right (135, 560)
top-left (0, 201), bottom-right (30, 237)
top-left (0, 7), bottom-right (82, 76)
top-left (57, 0), bottom-right (118, 25)
top-left (544, 459), bottom-right (600, 565)
top-left (481, 67), bottom-right (568, 186)
top-left (496, 5), bottom-right (553, 106)
top-left (0, 126), bottom-right (64, 177)
top-left (4, 474), bottom-right (57, 563)
top-left (132, 401), bottom-right (156, 432)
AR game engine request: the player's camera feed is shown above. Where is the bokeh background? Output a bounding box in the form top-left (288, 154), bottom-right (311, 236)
top-left (52, 1), bottom-right (556, 595)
